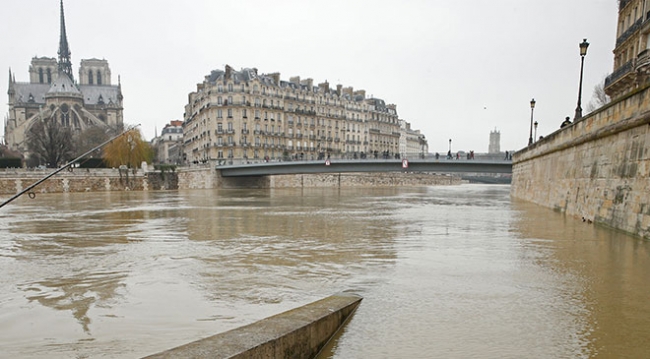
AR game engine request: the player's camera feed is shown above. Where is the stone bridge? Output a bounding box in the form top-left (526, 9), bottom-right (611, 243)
top-left (215, 158), bottom-right (512, 177)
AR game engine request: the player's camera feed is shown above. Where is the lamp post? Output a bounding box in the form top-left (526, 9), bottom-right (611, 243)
top-left (574, 38), bottom-right (590, 121)
top-left (528, 98), bottom-right (536, 146)
top-left (448, 138), bottom-right (452, 154)
top-left (534, 121), bottom-right (538, 142)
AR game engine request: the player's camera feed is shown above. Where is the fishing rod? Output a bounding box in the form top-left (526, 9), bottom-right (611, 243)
top-left (0, 124), bottom-right (141, 209)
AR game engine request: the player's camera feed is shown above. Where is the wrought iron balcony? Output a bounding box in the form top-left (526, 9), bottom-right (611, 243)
top-left (620, 0), bottom-right (631, 10)
top-left (605, 59), bottom-right (634, 88)
top-left (617, 18), bottom-right (643, 47)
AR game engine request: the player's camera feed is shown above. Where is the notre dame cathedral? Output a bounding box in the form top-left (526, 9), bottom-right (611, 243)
top-left (4, 0), bottom-right (123, 156)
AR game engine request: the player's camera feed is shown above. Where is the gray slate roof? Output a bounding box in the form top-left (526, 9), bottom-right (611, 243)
top-left (12, 82), bottom-right (120, 105)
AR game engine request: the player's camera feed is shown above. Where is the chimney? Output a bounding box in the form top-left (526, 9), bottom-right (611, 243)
top-left (268, 72), bottom-right (281, 85)
top-left (336, 84), bottom-right (342, 96)
top-left (290, 76), bottom-right (301, 85)
top-left (225, 64), bottom-right (233, 79)
top-left (318, 81), bottom-right (329, 92)
top-left (301, 78), bottom-right (314, 90)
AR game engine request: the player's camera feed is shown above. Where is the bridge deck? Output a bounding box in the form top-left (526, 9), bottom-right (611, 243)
top-left (216, 159), bottom-right (512, 177)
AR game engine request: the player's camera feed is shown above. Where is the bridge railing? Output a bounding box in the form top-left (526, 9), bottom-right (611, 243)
top-left (212, 156), bottom-right (512, 167)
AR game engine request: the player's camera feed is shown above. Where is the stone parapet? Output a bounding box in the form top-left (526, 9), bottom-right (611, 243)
top-left (512, 83), bottom-right (650, 239)
top-left (0, 169), bottom-right (176, 196)
top-left (144, 293), bottom-right (362, 359)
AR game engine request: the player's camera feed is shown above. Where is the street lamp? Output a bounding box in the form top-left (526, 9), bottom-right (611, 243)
top-left (528, 98), bottom-right (536, 146)
top-left (534, 121), bottom-right (538, 142)
top-left (448, 138), bottom-right (452, 153)
top-left (574, 38), bottom-right (590, 121)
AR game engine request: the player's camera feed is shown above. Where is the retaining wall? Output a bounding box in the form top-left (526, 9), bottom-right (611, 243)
top-left (144, 293), bottom-right (362, 359)
top-left (0, 168), bottom-right (175, 196)
top-left (511, 83), bottom-right (650, 239)
top-left (269, 172), bottom-right (460, 188)
top-left (177, 165), bottom-right (221, 189)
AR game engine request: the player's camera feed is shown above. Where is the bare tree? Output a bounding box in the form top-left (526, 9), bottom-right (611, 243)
top-left (74, 126), bottom-right (117, 157)
top-left (586, 78), bottom-right (611, 112)
top-left (26, 119), bottom-right (76, 168)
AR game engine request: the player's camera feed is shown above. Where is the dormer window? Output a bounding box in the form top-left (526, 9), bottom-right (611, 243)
top-left (98, 94), bottom-right (104, 105)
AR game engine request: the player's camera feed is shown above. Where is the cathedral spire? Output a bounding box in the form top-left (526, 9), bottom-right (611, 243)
top-left (57, 0), bottom-right (73, 80)
top-left (8, 68), bottom-right (15, 100)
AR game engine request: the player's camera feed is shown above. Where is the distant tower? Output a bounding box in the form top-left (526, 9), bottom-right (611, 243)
top-left (489, 128), bottom-right (500, 154)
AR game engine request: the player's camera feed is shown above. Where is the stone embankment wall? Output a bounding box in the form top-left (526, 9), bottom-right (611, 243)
top-left (176, 166), bottom-right (221, 189)
top-left (0, 168), bottom-right (176, 196)
top-left (512, 84), bottom-right (650, 239)
top-left (0, 166), bottom-right (461, 196)
top-left (269, 172), bottom-right (460, 188)
top-left (177, 165), bottom-right (461, 189)
top-left (144, 293), bottom-right (362, 359)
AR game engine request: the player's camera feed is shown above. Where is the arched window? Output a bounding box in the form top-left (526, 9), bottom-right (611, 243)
top-left (38, 68), bottom-right (44, 83)
top-left (96, 71), bottom-right (102, 85)
top-left (46, 68), bottom-right (52, 83)
top-left (88, 70), bottom-right (94, 85)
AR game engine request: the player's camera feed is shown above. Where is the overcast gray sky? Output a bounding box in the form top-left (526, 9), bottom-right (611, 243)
top-left (1, 0), bottom-right (618, 153)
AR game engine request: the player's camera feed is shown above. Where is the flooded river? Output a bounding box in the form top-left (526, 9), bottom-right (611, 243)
top-left (0, 185), bottom-right (649, 358)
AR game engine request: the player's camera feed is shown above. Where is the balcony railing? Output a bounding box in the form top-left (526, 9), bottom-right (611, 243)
top-left (620, 0), bottom-right (631, 10)
top-left (605, 59), bottom-right (634, 88)
top-left (617, 17), bottom-right (643, 47)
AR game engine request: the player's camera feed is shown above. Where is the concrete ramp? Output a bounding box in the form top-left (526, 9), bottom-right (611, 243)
top-left (144, 293), bottom-right (362, 359)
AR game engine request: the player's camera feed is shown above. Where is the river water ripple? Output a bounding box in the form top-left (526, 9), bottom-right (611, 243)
top-left (0, 185), bottom-right (649, 358)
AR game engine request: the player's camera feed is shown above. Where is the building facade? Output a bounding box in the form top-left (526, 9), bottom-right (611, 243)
top-left (4, 0), bottom-right (123, 155)
top-left (604, 0), bottom-right (650, 99)
top-left (183, 65), bottom-right (426, 163)
top-left (151, 120), bottom-right (184, 164)
top-left (399, 120), bottom-right (428, 158)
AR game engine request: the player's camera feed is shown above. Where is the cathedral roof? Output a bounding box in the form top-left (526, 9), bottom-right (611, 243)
top-left (11, 81), bottom-right (120, 106)
top-left (79, 84), bottom-right (121, 105)
top-left (46, 72), bottom-right (82, 98)
top-left (11, 83), bottom-right (50, 104)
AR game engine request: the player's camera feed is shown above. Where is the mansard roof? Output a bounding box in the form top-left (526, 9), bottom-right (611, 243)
top-left (203, 65), bottom-right (375, 103)
top-left (207, 67), bottom-right (259, 85)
